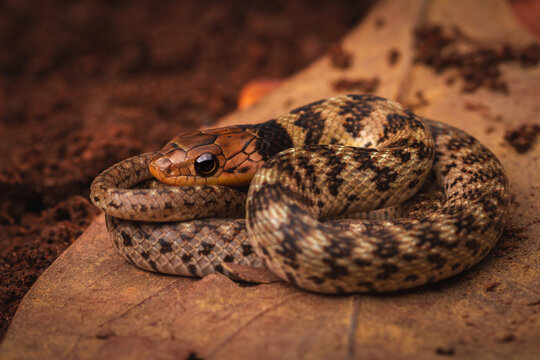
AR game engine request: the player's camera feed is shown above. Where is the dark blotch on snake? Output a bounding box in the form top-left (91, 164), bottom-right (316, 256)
top-left (342, 116), bottom-right (364, 138)
top-left (370, 166), bottom-right (399, 192)
top-left (121, 231), bottom-right (132, 247)
top-left (446, 135), bottom-right (475, 151)
top-left (325, 156), bottom-right (346, 197)
top-left (199, 242), bottom-right (215, 255)
top-left (465, 240), bottom-right (480, 255)
top-left (307, 276), bottom-right (325, 285)
top-left (347, 94), bottom-right (385, 102)
top-left (402, 253), bottom-right (418, 261)
top-left (426, 253), bottom-right (447, 270)
top-left (373, 238), bottom-right (400, 258)
top-left (159, 238), bottom-right (173, 253)
top-left (391, 148), bottom-right (411, 163)
top-left (254, 120), bottom-right (294, 160)
top-left (356, 281), bottom-right (375, 291)
top-left (323, 258), bottom-right (350, 279)
top-left (404, 274), bottom-right (419, 282)
top-left (354, 258), bottom-right (371, 267)
top-left (339, 94), bottom-right (379, 120)
top-left (293, 110), bottom-right (325, 144)
top-left (376, 263), bottom-right (399, 280)
top-left (242, 244), bottom-right (254, 256)
top-left (339, 99), bottom-right (375, 136)
top-left (108, 202), bottom-right (121, 209)
top-left (285, 271), bottom-right (298, 286)
top-left (188, 264), bottom-right (198, 276)
top-left (407, 178), bottom-right (420, 189)
top-left (377, 113), bottom-right (409, 144)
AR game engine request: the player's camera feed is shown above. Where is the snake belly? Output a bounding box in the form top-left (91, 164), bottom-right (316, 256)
top-left (90, 94), bottom-right (510, 293)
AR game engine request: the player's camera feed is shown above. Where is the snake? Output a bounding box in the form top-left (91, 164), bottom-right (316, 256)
top-left (90, 94), bottom-right (510, 293)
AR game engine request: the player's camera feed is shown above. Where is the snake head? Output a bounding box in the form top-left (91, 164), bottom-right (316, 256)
top-left (149, 126), bottom-right (264, 186)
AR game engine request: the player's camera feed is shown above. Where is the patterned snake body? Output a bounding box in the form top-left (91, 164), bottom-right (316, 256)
top-left (91, 95), bottom-right (510, 293)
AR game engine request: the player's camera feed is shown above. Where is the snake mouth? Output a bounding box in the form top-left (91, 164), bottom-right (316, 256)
top-left (149, 164), bottom-right (189, 186)
top-left (149, 153), bottom-right (188, 184)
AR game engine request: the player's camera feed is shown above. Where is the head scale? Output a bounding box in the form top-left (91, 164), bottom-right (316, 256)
top-left (149, 126), bottom-right (264, 186)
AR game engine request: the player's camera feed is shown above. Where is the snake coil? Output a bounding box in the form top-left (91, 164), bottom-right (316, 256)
top-left (91, 95), bottom-right (510, 293)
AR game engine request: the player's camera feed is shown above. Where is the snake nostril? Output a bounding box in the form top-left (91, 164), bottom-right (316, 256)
top-left (167, 165), bottom-right (180, 176)
top-left (151, 156), bottom-right (173, 174)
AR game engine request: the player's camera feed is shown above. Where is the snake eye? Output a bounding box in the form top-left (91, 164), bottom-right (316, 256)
top-left (194, 153), bottom-right (218, 177)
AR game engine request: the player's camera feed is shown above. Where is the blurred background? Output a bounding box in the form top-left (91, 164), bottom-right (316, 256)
top-left (0, 0), bottom-right (538, 339)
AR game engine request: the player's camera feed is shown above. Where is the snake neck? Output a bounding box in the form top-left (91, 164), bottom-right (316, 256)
top-left (251, 121), bottom-right (295, 160)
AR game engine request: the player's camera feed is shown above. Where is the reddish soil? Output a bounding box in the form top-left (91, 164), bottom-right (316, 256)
top-left (0, 0), bottom-right (375, 337)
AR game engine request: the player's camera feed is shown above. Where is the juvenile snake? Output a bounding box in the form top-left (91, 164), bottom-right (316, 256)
top-left (90, 94), bottom-right (510, 293)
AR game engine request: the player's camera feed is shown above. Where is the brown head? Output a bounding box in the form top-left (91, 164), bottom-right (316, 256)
top-left (149, 126), bottom-right (265, 186)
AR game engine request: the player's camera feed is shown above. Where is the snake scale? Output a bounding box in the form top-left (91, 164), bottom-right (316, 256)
top-left (90, 94), bottom-right (510, 293)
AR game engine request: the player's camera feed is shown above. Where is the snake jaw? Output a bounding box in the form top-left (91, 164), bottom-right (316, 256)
top-left (149, 159), bottom-right (253, 186)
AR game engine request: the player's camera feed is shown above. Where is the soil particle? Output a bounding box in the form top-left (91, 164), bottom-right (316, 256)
top-left (414, 24), bottom-right (540, 93)
top-left (484, 282), bottom-right (500, 292)
top-left (435, 346), bottom-right (455, 356)
top-left (504, 123), bottom-right (540, 153)
top-left (495, 333), bottom-right (516, 343)
top-left (388, 48), bottom-right (401, 66)
top-left (328, 43), bottom-right (353, 69)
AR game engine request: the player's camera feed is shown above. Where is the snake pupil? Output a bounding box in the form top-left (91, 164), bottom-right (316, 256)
top-left (194, 153), bottom-right (218, 176)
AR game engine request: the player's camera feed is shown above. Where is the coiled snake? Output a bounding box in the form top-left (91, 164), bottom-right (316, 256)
top-left (90, 95), bottom-right (510, 293)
